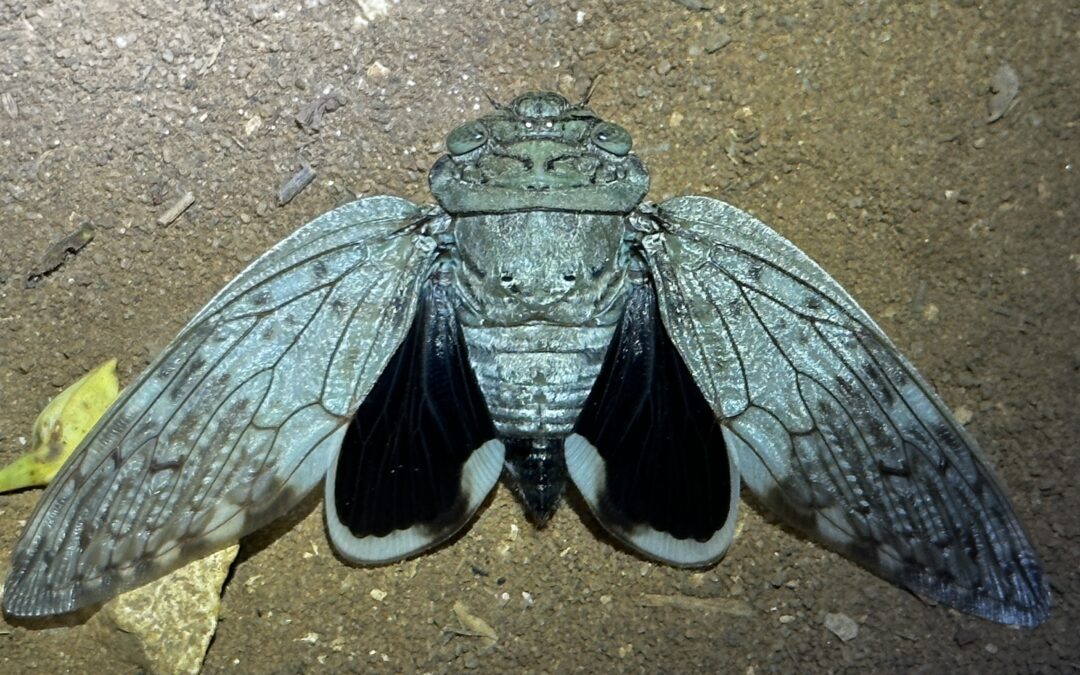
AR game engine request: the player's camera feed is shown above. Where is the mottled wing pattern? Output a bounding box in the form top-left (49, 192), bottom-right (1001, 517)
top-left (3, 196), bottom-right (440, 617)
top-left (640, 195), bottom-right (1049, 627)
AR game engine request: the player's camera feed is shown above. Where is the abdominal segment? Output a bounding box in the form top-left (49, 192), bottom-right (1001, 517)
top-left (460, 323), bottom-right (616, 437)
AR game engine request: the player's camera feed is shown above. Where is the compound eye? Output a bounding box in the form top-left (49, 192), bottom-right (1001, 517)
top-left (446, 122), bottom-right (487, 155)
top-left (591, 122), bottom-right (632, 156)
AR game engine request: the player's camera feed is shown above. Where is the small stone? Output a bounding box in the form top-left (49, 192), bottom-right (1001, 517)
top-left (244, 115), bottom-right (263, 136)
top-left (370, 588), bottom-right (387, 601)
top-left (987, 63), bottom-right (1020, 123)
top-left (366, 61), bottom-right (390, 80)
top-left (954, 627), bottom-right (978, 646)
top-left (248, 3), bottom-right (270, 22)
top-left (599, 29), bottom-right (620, 50)
top-left (705, 29), bottom-right (732, 53)
top-left (356, 0), bottom-right (391, 22)
top-left (824, 612), bottom-right (859, 642)
top-left (775, 15), bottom-right (798, 31)
top-left (89, 545), bottom-right (239, 675)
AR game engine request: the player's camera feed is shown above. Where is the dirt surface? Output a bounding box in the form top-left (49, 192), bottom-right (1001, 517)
top-left (1, 1), bottom-right (1077, 673)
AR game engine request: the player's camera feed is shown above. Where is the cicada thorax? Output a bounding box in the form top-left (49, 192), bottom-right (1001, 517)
top-left (448, 209), bottom-right (631, 440)
top-left (446, 209), bottom-right (632, 524)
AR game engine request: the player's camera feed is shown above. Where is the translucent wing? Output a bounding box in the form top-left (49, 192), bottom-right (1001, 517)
top-left (3, 196), bottom-right (441, 617)
top-left (640, 195), bottom-right (1049, 627)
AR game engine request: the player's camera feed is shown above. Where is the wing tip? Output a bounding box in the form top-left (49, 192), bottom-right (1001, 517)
top-left (938, 588), bottom-right (1051, 628)
top-left (2, 574), bottom-right (78, 619)
top-left (916, 563), bottom-right (1052, 628)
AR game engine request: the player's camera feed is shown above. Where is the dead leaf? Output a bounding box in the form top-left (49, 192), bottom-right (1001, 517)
top-left (296, 93), bottom-right (346, 132)
top-left (26, 221), bottom-right (95, 286)
top-left (448, 601), bottom-right (497, 648)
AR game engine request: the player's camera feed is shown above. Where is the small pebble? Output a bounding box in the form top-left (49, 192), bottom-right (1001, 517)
top-left (705, 29), bottom-right (732, 53)
top-left (987, 63), bottom-right (1020, 123)
top-left (824, 612), bottom-right (859, 642)
top-left (673, 0), bottom-right (712, 9)
top-left (954, 627), bottom-right (978, 646)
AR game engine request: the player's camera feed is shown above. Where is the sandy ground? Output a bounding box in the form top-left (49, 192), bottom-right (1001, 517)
top-left (0, 1), bottom-right (1077, 672)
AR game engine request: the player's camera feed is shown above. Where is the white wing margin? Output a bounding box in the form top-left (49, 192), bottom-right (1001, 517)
top-left (640, 195), bottom-right (1049, 626)
top-left (3, 196), bottom-right (441, 617)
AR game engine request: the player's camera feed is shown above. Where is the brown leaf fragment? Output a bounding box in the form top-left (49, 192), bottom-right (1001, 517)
top-left (26, 221), bottom-right (95, 287)
top-left (295, 93), bottom-right (346, 132)
top-left (278, 163), bottom-right (316, 205)
top-left (638, 593), bottom-right (754, 617)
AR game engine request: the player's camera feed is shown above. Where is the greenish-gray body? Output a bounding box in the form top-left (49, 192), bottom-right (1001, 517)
top-left (450, 211), bottom-right (630, 437)
top-left (461, 323), bottom-right (617, 436)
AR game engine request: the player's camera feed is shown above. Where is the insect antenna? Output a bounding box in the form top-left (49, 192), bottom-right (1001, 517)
top-left (482, 89), bottom-right (505, 111)
top-left (580, 73), bottom-right (604, 106)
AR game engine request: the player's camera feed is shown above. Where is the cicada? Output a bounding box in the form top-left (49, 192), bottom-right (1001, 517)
top-left (3, 92), bottom-right (1049, 626)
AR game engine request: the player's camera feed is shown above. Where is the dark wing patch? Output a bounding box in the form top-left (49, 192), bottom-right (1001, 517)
top-left (326, 277), bottom-right (504, 563)
top-left (567, 282), bottom-right (740, 566)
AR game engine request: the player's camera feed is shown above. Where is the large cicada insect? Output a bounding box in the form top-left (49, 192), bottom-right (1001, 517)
top-left (3, 92), bottom-right (1049, 626)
